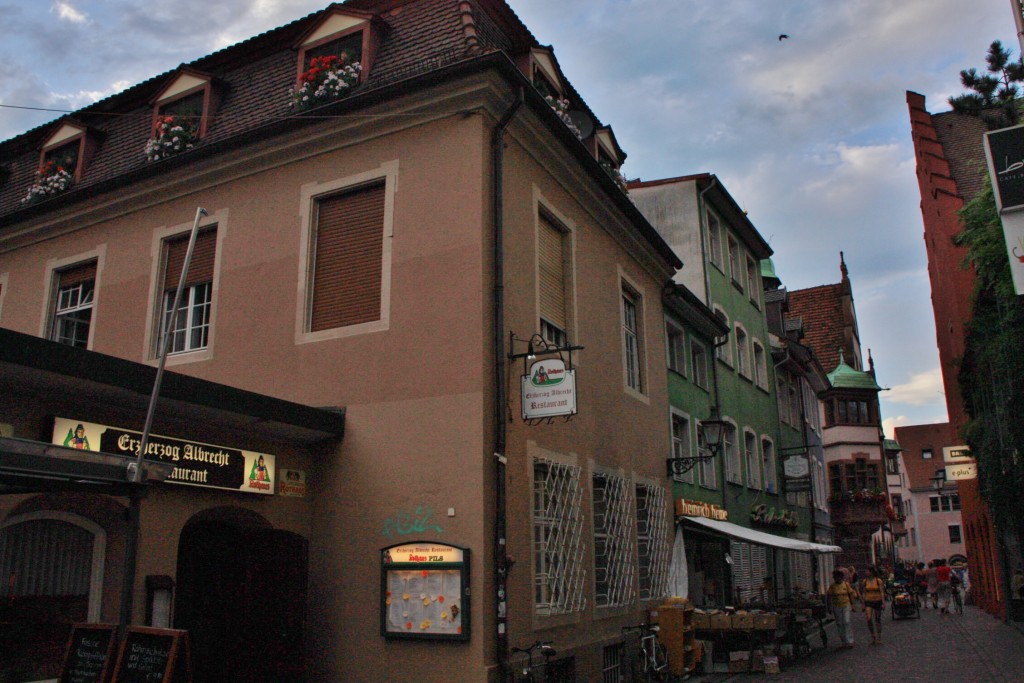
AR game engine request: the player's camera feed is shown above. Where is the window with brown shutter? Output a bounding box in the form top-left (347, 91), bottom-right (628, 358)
top-left (310, 182), bottom-right (385, 332)
top-left (159, 228), bottom-right (216, 355)
top-left (51, 260), bottom-right (97, 348)
top-left (538, 212), bottom-right (570, 346)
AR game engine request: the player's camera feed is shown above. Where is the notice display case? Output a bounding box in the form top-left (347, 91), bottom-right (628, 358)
top-left (380, 541), bottom-right (469, 641)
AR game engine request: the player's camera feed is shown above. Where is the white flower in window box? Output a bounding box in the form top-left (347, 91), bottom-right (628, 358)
top-left (145, 115), bottom-right (199, 162)
top-left (21, 161), bottom-right (74, 204)
top-left (292, 53), bottom-right (362, 110)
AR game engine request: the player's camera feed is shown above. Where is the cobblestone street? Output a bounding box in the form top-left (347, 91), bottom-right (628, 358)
top-left (701, 604), bottom-right (1024, 683)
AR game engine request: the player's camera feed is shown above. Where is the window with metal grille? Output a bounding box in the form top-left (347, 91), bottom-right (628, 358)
top-left (539, 211), bottom-right (572, 347)
top-left (533, 458), bottom-right (587, 616)
top-left (745, 430), bottom-right (761, 489)
top-left (621, 284), bottom-right (643, 392)
top-left (310, 182), bottom-right (385, 332)
top-left (602, 643), bottom-right (624, 683)
top-left (671, 413), bottom-right (694, 484)
top-left (51, 261), bottom-right (96, 348)
top-left (635, 482), bottom-right (669, 601)
top-left (159, 229), bottom-right (216, 355)
top-left (592, 471), bottom-right (635, 608)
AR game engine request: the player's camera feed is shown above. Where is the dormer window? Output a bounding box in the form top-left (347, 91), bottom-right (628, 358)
top-left (146, 71), bottom-right (218, 162)
top-left (293, 9), bottom-right (380, 110)
top-left (22, 121), bottom-right (98, 204)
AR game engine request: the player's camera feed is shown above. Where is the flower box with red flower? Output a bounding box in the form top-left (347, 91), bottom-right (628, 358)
top-left (292, 53), bottom-right (361, 110)
top-left (145, 115), bottom-right (199, 162)
top-left (21, 160), bottom-right (74, 204)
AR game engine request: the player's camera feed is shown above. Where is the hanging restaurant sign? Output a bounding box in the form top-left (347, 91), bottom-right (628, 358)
top-left (52, 417), bottom-right (275, 494)
top-left (521, 358), bottom-right (577, 420)
top-left (750, 503), bottom-right (798, 529)
top-left (675, 498), bottom-right (728, 521)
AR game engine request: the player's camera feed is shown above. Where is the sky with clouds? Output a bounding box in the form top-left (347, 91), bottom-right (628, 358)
top-left (0, 0), bottom-right (1018, 436)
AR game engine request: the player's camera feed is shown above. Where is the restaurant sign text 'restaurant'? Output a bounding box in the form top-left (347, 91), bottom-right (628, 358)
top-left (52, 417), bottom-right (275, 495)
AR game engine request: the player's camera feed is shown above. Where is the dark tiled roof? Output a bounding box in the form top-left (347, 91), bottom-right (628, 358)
top-left (0, 0), bottom-right (533, 218)
top-left (930, 110), bottom-right (991, 203)
top-left (787, 282), bottom-right (845, 374)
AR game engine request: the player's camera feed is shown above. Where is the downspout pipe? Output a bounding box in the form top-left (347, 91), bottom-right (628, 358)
top-left (492, 86), bottom-right (523, 679)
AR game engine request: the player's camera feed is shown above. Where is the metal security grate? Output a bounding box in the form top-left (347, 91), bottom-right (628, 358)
top-left (534, 458), bottom-right (587, 616)
top-left (602, 643), bottom-right (625, 683)
top-left (593, 472), bottom-right (635, 608)
top-left (636, 482), bottom-right (670, 601)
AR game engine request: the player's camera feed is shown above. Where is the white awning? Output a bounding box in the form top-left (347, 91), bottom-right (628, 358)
top-left (682, 516), bottom-right (842, 554)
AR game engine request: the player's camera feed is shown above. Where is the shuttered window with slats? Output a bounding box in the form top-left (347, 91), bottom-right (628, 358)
top-left (310, 182), bottom-right (385, 332)
top-left (159, 228), bottom-right (216, 355)
top-left (538, 212), bottom-right (569, 345)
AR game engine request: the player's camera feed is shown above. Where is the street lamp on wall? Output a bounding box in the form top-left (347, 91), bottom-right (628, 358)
top-left (930, 469), bottom-right (946, 493)
top-left (666, 406), bottom-right (729, 477)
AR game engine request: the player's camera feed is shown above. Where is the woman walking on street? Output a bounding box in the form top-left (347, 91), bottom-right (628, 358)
top-left (925, 561), bottom-right (939, 609)
top-left (828, 569), bottom-right (860, 648)
top-left (860, 566), bottom-right (886, 644)
top-left (936, 558), bottom-right (953, 614)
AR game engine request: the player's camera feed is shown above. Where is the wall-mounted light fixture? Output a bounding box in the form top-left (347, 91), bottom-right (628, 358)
top-left (667, 406), bottom-right (728, 477)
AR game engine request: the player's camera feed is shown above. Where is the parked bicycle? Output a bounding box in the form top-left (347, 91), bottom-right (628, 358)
top-left (951, 584), bottom-right (964, 614)
top-left (621, 622), bottom-right (668, 682)
top-left (509, 640), bottom-right (557, 682)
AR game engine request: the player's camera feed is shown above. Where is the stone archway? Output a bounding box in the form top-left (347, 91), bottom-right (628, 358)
top-left (175, 507), bottom-right (308, 682)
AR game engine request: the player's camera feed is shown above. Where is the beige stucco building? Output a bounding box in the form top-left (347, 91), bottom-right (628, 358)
top-left (0, 2), bottom-right (691, 681)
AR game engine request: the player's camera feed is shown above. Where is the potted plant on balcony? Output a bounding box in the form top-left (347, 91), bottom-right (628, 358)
top-left (21, 160), bottom-right (74, 204)
top-left (292, 53), bottom-right (361, 110)
top-left (145, 115), bottom-right (199, 162)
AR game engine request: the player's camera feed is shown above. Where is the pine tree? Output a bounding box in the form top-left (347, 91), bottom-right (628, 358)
top-left (948, 40), bottom-right (1024, 126)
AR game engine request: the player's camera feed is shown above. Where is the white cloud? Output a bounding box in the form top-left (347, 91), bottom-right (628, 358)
top-left (51, 1), bottom-right (87, 23)
top-left (883, 367), bottom-right (946, 407)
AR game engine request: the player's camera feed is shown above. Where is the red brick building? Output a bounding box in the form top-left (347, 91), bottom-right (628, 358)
top-left (906, 91), bottom-right (1006, 618)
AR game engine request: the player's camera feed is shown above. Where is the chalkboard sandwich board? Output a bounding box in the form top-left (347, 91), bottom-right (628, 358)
top-left (112, 627), bottom-right (192, 683)
top-left (60, 623), bottom-right (118, 683)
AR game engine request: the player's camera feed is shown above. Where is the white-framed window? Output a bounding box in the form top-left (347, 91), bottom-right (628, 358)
top-left (707, 209), bottom-right (723, 268)
top-left (635, 481), bottom-right (669, 601)
top-left (714, 307), bottom-right (731, 366)
top-left (533, 456), bottom-right (587, 616)
top-left (753, 340), bottom-right (767, 389)
top-left (727, 235), bottom-right (742, 289)
top-left (671, 410), bottom-right (694, 484)
top-left (777, 373), bottom-right (789, 425)
top-left (746, 256), bottom-right (760, 306)
top-left (592, 470), bottom-right (635, 608)
top-left (735, 324), bottom-right (749, 377)
top-left (157, 228), bottom-right (217, 356)
top-left (51, 262), bottom-right (96, 348)
top-left (690, 338), bottom-right (709, 390)
top-left (697, 423), bottom-right (718, 489)
top-left (762, 437), bottom-right (777, 494)
top-left (621, 279), bottom-right (645, 394)
top-left (666, 317), bottom-right (686, 375)
top-left (161, 282), bottom-right (211, 354)
top-left (744, 430), bottom-right (761, 489)
top-left (538, 207), bottom-right (574, 347)
top-left (723, 421), bottom-right (742, 485)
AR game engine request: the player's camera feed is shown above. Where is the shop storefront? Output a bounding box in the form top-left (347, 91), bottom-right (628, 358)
top-left (0, 328), bottom-right (344, 681)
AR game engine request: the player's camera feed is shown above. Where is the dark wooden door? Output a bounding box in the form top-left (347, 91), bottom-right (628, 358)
top-left (176, 521), bottom-right (308, 682)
